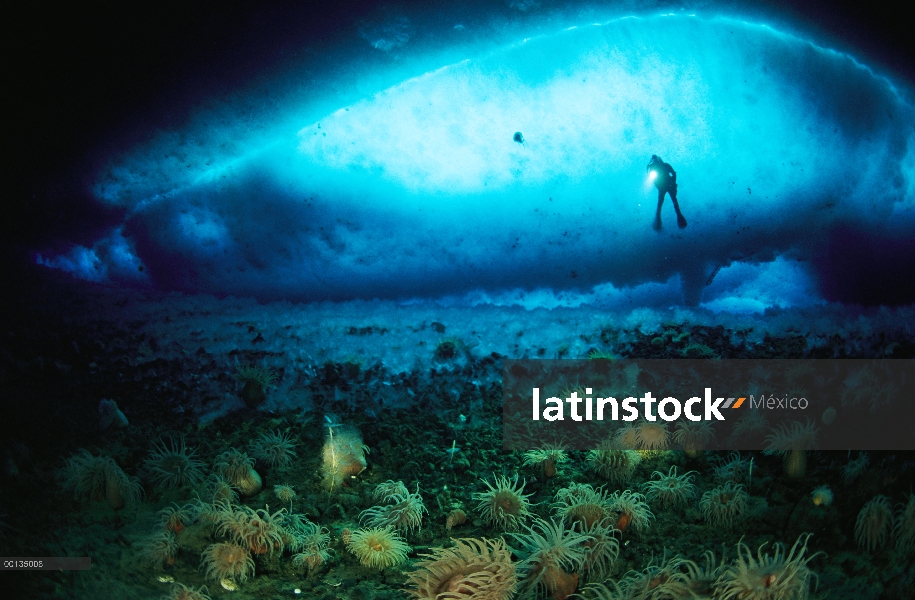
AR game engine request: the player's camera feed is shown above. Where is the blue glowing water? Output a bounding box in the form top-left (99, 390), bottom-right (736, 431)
top-left (41, 13), bottom-right (915, 310)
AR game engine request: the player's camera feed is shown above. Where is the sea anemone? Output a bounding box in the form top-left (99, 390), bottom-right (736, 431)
top-left (158, 503), bottom-right (196, 534)
top-left (474, 475), bottom-right (532, 532)
top-left (700, 482), bottom-right (749, 529)
top-left (600, 551), bottom-right (723, 600)
top-left (214, 449), bottom-right (262, 497)
top-left (160, 583), bottom-right (212, 600)
top-left (728, 410), bottom-right (768, 445)
top-left (61, 449), bottom-right (143, 510)
top-left (215, 504), bottom-right (287, 555)
top-left (145, 436), bottom-right (205, 490)
top-left (586, 441), bottom-right (640, 486)
top-left (233, 364), bottom-right (276, 407)
top-left (613, 425), bottom-right (640, 450)
top-left (195, 497), bottom-right (231, 527)
top-left (373, 480), bottom-right (409, 501)
top-left (633, 420), bottom-right (670, 451)
top-left (810, 486), bottom-right (833, 507)
top-left (841, 452), bottom-right (869, 484)
top-left (764, 420), bottom-right (819, 479)
top-left (404, 537), bottom-right (517, 600)
top-left (840, 363), bottom-right (896, 412)
top-left (60, 450), bottom-right (109, 502)
top-left (673, 420), bottom-right (715, 458)
top-left (250, 430), bottom-right (297, 468)
top-left (199, 474), bottom-right (239, 505)
top-left (713, 451), bottom-right (752, 484)
top-left (274, 484), bottom-right (296, 511)
top-left (138, 530), bottom-right (178, 569)
top-left (511, 518), bottom-right (588, 600)
top-left (345, 526), bottom-right (410, 569)
top-left (360, 483), bottom-right (426, 533)
top-left (576, 518), bottom-right (620, 582)
top-left (893, 494), bottom-right (915, 555)
top-left (716, 533), bottom-right (822, 600)
top-left (606, 490), bottom-right (653, 535)
top-left (321, 424), bottom-right (368, 492)
top-left (522, 443), bottom-right (568, 478)
top-left (855, 495), bottom-right (893, 551)
top-left (552, 483), bottom-right (612, 529)
top-left (287, 514), bottom-right (331, 573)
top-left (200, 542), bottom-right (255, 583)
top-left (642, 466), bottom-right (698, 509)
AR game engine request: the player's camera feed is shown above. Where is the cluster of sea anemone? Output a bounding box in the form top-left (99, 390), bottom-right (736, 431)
top-left (286, 514), bottom-right (331, 573)
top-left (360, 480), bottom-right (427, 533)
top-left (840, 363), bottom-right (897, 413)
top-left (586, 550), bottom-right (722, 600)
top-left (187, 492), bottom-right (329, 586)
top-left (584, 533), bottom-right (822, 600)
top-left (214, 503), bottom-right (287, 555)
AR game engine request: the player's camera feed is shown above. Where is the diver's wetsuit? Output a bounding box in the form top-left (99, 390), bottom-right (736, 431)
top-left (649, 160), bottom-right (687, 230)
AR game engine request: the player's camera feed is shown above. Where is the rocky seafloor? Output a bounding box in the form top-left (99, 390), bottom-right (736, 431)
top-left (2, 270), bottom-right (914, 599)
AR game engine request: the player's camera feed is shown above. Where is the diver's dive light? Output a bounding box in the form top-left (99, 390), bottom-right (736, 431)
top-left (648, 171), bottom-right (657, 181)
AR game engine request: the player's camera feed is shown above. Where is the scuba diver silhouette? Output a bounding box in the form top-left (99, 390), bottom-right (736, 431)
top-left (647, 155), bottom-right (687, 230)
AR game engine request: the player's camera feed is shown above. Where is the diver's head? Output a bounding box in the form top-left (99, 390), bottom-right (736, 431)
top-left (647, 155), bottom-right (662, 169)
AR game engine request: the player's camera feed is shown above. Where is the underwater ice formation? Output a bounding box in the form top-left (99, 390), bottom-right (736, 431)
top-left (40, 10), bottom-right (915, 310)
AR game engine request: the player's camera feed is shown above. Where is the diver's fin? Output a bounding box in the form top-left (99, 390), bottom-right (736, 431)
top-left (677, 214), bottom-right (688, 229)
top-left (653, 216), bottom-right (662, 231)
